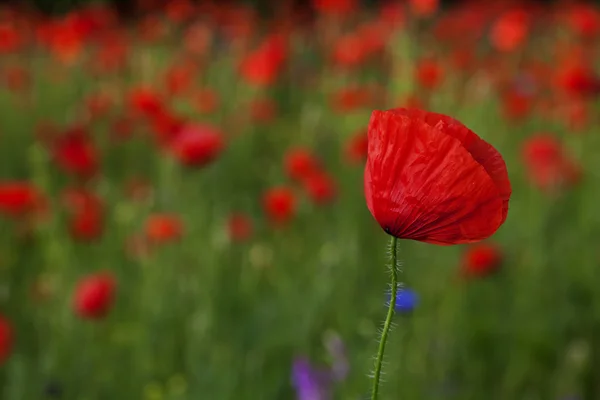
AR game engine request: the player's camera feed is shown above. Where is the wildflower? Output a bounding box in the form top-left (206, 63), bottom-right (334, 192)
top-left (73, 271), bottom-right (116, 319)
top-left (364, 108), bottom-right (511, 244)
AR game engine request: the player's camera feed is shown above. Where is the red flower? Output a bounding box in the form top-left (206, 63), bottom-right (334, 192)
top-left (145, 213), bottom-right (183, 244)
top-left (302, 172), bottom-right (337, 205)
top-left (0, 181), bottom-right (43, 217)
top-left (74, 272), bottom-right (116, 319)
top-left (263, 187), bottom-right (296, 225)
top-left (284, 148), bottom-right (320, 181)
top-left (61, 188), bottom-right (104, 242)
top-left (52, 127), bottom-right (99, 179)
top-left (227, 213), bottom-right (253, 242)
top-left (313, 0), bottom-right (357, 17)
top-left (409, 0), bottom-right (439, 17)
top-left (0, 315), bottom-right (12, 365)
top-left (129, 86), bottom-right (164, 118)
top-left (239, 34), bottom-right (287, 87)
top-left (364, 108), bottom-right (511, 245)
top-left (522, 135), bottom-right (581, 191)
top-left (416, 58), bottom-right (444, 90)
top-left (170, 124), bottom-right (224, 167)
top-left (344, 131), bottom-right (368, 164)
top-left (462, 243), bottom-right (503, 277)
top-left (490, 10), bottom-right (529, 52)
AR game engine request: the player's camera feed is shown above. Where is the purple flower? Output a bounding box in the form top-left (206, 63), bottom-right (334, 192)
top-left (323, 332), bottom-right (349, 381)
top-left (291, 357), bottom-right (332, 400)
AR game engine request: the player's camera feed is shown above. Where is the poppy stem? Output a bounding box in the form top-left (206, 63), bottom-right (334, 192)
top-left (371, 235), bottom-right (398, 400)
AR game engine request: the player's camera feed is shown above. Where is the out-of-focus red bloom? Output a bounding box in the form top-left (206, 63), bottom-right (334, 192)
top-left (345, 131), bottom-right (368, 164)
top-left (165, 0), bottom-right (195, 24)
top-left (145, 213), bottom-right (183, 244)
top-left (490, 9), bottom-right (529, 52)
top-left (0, 181), bottom-right (43, 217)
top-left (74, 271), bottom-right (116, 319)
top-left (170, 124), bottom-right (224, 167)
top-left (379, 2), bottom-right (405, 29)
top-left (129, 86), bottom-right (164, 118)
top-left (86, 92), bottom-right (112, 120)
top-left (184, 22), bottom-right (213, 56)
top-left (227, 213), bottom-right (253, 242)
top-left (331, 33), bottom-right (369, 69)
top-left (150, 109), bottom-right (186, 145)
top-left (332, 87), bottom-right (372, 113)
top-left (365, 108), bottom-right (511, 244)
top-left (567, 4), bottom-right (600, 38)
top-left (0, 23), bottom-right (21, 54)
top-left (284, 148), bottom-right (320, 181)
top-left (61, 188), bottom-right (104, 241)
top-left (249, 97), bottom-right (277, 124)
top-left (0, 315), bottom-right (12, 365)
top-left (409, 0), bottom-right (439, 17)
top-left (522, 135), bottom-right (582, 191)
top-left (52, 126), bottom-right (99, 179)
top-left (416, 58), bottom-right (444, 90)
top-left (164, 64), bottom-right (193, 96)
top-left (263, 187), bottom-right (296, 225)
top-left (239, 34), bottom-right (287, 87)
top-left (462, 243), bottom-right (503, 277)
top-left (313, 0), bottom-right (357, 16)
top-left (501, 89), bottom-right (533, 121)
top-left (302, 172), bottom-right (337, 205)
top-left (556, 62), bottom-right (600, 98)
top-left (193, 88), bottom-right (219, 114)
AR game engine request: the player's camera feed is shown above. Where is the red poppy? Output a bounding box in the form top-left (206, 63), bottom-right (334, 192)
top-left (129, 86), bottom-right (164, 118)
top-left (522, 135), bottom-right (581, 191)
top-left (249, 97), bottom-right (277, 124)
top-left (344, 131), bottom-right (368, 164)
top-left (302, 172), bottom-right (337, 205)
top-left (462, 243), bottom-right (503, 277)
top-left (0, 181), bottom-right (43, 217)
top-left (145, 213), bottom-right (183, 244)
top-left (415, 58), bottom-right (444, 90)
top-left (239, 34), bottom-right (287, 87)
top-left (52, 127), bottom-right (99, 179)
top-left (490, 10), bottom-right (530, 52)
top-left (263, 187), bottom-right (296, 225)
top-left (61, 188), bottom-right (104, 241)
top-left (409, 0), bottom-right (439, 17)
top-left (284, 148), bottom-right (320, 181)
top-left (364, 108), bottom-right (511, 245)
top-left (170, 124), bottom-right (225, 167)
top-left (0, 23), bottom-right (22, 54)
top-left (74, 271), bottom-right (116, 319)
top-left (0, 315), bottom-right (12, 365)
top-left (227, 213), bottom-right (253, 242)
top-left (313, 0), bottom-right (357, 17)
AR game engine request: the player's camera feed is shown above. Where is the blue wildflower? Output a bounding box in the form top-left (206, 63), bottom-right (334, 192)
top-left (386, 287), bottom-right (418, 313)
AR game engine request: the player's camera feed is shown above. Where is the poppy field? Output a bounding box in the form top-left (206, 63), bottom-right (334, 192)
top-left (1, 0), bottom-right (600, 399)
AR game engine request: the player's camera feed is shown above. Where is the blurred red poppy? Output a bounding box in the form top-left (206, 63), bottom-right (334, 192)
top-left (344, 131), bottom-right (368, 164)
top-left (239, 33), bottom-right (287, 87)
top-left (462, 243), bottom-right (503, 277)
top-left (522, 135), bottom-right (581, 191)
top-left (313, 0), bottom-right (357, 17)
top-left (0, 181), bottom-right (43, 217)
top-left (170, 124), bottom-right (225, 168)
top-left (284, 148), bottom-right (321, 181)
top-left (145, 213), bottom-right (183, 244)
top-left (227, 213), bottom-right (253, 242)
top-left (365, 108), bottom-right (511, 245)
top-left (61, 188), bottom-right (104, 242)
top-left (302, 172), bottom-right (337, 205)
top-left (490, 9), bottom-right (530, 52)
top-left (52, 126), bottom-right (99, 179)
top-left (74, 271), bottom-right (116, 319)
top-left (0, 315), bottom-right (12, 365)
top-left (263, 187), bottom-right (296, 225)
top-left (416, 58), bottom-right (444, 90)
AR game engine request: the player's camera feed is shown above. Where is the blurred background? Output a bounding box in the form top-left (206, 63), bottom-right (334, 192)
top-left (1, 0), bottom-right (600, 399)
